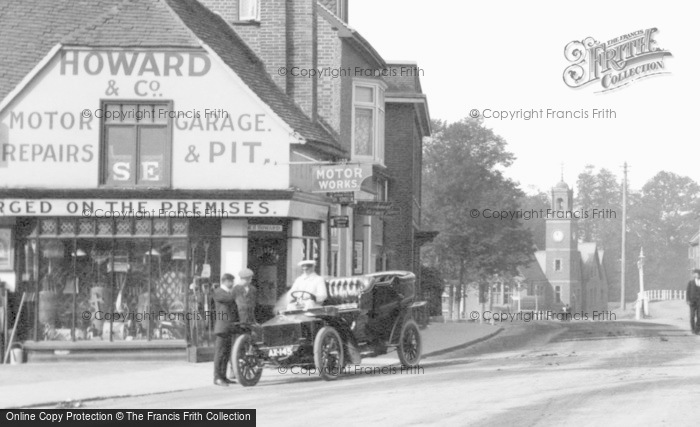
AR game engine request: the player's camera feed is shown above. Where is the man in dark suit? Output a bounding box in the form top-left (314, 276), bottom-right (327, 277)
top-left (232, 268), bottom-right (257, 324)
top-left (213, 273), bottom-right (239, 386)
top-left (686, 269), bottom-right (700, 334)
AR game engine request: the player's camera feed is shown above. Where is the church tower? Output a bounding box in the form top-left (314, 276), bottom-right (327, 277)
top-left (545, 179), bottom-right (582, 310)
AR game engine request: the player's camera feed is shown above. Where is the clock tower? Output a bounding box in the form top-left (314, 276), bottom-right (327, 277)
top-left (545, 180), bottom-right (582, 310)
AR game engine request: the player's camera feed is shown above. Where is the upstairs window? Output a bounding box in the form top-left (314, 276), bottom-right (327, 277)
top-left (352, 81), bottom-right (385, 164)
top-left (554, 259), bottom-right (562, 271)
top-left (101, 101), bottom-right (171, 187)
top-left (239, 0), bottom-right (260, 21)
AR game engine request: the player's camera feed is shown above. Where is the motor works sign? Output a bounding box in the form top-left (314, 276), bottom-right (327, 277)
top-left (311, 164), bottom-right (372, 193)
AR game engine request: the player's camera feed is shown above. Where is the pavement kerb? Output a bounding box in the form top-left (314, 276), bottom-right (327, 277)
top-left (422, 327), bottom-right (504, 358)
top-left (21, 389), bottom-right (196, 410)
top-left (14, 326), bottom-right (505, 408)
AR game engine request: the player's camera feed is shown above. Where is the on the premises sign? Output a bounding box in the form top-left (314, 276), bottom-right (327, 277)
top-left (311, 164), bottom-right (372, 193)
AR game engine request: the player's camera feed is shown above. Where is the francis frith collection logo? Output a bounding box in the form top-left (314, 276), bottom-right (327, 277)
top-left (563, 28), bottom-right (672, 92)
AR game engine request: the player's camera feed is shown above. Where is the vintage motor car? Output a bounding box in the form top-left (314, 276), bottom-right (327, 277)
top-left (230, 271), bottom-right (427, 386)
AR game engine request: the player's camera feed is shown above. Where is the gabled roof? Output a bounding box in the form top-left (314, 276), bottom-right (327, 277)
top-left (535, 251), bottom-right (547, 274)
top-left (383, 61), bottom-right (431, 137)
top-left (384, 61), bottom-right (424, 94)
top-left (316, 2), bottom-right (385, 69)
top-left (165, 0), bottom-right (343, 156)
top-left (0, 0), bottom-right (121, 101)
top-left (518, 253), bottom-right (549, 285)
top-left (63, 0), bottom-right (199, 48)
top-left (578, 242), bottom-right (608, 285)
top-left (0, 0), bottom-right (344, 157)
top-left (578, 242), bottom-right (598, 264)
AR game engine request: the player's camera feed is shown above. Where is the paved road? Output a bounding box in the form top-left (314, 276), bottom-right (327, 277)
top-left (83, 301), bottom-right (699, 426)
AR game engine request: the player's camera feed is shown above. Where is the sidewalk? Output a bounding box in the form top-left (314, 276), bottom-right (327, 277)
top-left (0, 321), bottom-right (501, 408)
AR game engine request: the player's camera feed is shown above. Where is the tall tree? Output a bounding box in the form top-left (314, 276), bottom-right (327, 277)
top-left (422, 118), bottom-right (535, 318)
top-left (628, 172), bottom-right (700, 290)
top-left (519, 191), bottom-right (549, 250)
top-left (575, 165), bottom-right (624, 299)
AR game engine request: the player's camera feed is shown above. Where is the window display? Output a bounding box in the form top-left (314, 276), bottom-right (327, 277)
top-left (15, 217), bottom-right (219, 344)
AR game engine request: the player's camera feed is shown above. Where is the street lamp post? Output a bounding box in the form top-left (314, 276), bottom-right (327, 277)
top-left (638, 247), bottom-right (647, 317)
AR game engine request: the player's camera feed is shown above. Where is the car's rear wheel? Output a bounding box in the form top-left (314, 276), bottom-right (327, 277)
top-left (397, 319), bottom-right (422, 367)
top-left (314, 326), bottom-right (344, 381)
top-left (232, 334), bottom-right (263, 387)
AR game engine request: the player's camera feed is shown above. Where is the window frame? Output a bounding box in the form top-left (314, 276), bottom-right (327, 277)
top-left (238, 0), bottom-right (261, 21)
top-left (99, 99), bottom-right (173, 188)
top-left (351, 79), bottom-right (386, 165)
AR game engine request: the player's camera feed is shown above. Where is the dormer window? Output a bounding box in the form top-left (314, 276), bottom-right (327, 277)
top-left (239, 0), bottom-right (260, 21)
top-left (352, 80), bottom-right (385, 165)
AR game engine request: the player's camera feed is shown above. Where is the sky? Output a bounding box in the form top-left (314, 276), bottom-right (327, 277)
top-left (350, 0), bottom-right (699, 194)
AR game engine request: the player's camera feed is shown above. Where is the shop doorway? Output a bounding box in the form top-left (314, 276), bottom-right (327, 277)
top-left (247, 237), bottom-right (286, 323)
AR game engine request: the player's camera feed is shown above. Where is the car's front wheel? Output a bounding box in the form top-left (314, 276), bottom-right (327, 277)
top-left (397, 319), bottom-right (422, 367)
top-left (313, 326), bottom-right (344, 381)
top-left (232, 334), bottom-right (263, 387)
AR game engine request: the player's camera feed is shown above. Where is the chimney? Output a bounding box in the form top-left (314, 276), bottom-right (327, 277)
top-left (258, 0), bottom-right (288, 91)
top-left (200, 0), bottom-right (319, 120)
top-left (287, 0), bottom-right (318, 120)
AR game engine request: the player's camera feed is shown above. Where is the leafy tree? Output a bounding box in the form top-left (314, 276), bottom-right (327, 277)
top-left (575, 165), bottom-right (623, 300)
top-left (628, 172), bottom-right (700, 290)
top-left (420, 265), bottom-right (445, 316)
top-left (576, 167), bottom-right (700, 302)
top-left (519, 191), bottom-right (549, 250)
top-left (422, 118), bottom-right (535, 318)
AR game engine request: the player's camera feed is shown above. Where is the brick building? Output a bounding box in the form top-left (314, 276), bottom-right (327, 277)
top-left (198, 0), bottom-right (433, 277)
top-left (518, 180), bottom-right (609, 314)
top-left (0, 0), bottom-right (431, 361)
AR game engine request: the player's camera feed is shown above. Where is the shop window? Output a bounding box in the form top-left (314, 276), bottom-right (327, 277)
top-left (239, 0), bottom-right (260, 21)
top-left (101, 101), bottom-right (171, 187)
top-left (19, 217), bottom-right (216, 344)
top-left (352, 81), bottom-right (385, 164)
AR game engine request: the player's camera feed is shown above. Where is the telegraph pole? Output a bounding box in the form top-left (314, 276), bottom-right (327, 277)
top-left (620, 162), bottom-right (628, 310)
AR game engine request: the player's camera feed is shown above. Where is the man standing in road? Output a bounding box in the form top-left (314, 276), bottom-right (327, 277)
top-left (288, 259), bottom-right (327, 310)
top-left (685, 269), bottom-right (700, 334)
top-left (213, 273), bottom-right (239, 386)
top-left (232, 268), bottom-right (257, 324)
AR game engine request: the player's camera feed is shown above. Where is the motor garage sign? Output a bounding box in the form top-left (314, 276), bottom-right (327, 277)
top-left (0, 48), bottom-right (292, 190)
top-left (311, 164), bottom-right (372, 193)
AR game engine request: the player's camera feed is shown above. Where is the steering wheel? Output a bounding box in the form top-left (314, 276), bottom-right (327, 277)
top-left (290, 290), bottom-right (316, 302)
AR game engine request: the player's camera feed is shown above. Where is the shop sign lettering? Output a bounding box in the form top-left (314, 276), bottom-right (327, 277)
top-left (0, 199), bottom-right (289, 217)
top-left (312, 164), bottom-right (372, 193)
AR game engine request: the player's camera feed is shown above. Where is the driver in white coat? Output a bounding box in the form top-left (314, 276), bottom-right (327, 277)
top-left (288, 259), bottom-right (327, 310)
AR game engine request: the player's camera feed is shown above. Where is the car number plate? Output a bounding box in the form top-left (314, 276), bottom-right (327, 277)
top-left (268, 346), bottom-right (293, 357)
